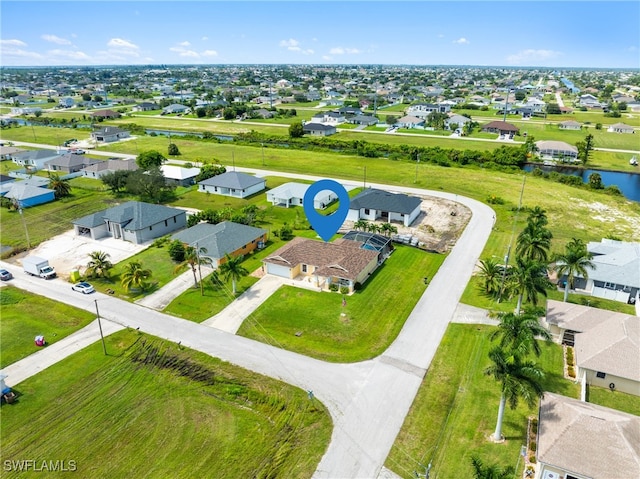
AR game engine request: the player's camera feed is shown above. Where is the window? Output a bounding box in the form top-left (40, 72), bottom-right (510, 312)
top-left (596, 371), bottom-right (606, 379)
top-left (364, 208), bottom-right (370, 215)
top-left (149, 226), bottom-right (152, 230)
top-left (174, 217), bottom-right (176, 223)
top-left (302, 264), bottom-right (308, 273)
top-left (164, 220), bottom-right (168, 227)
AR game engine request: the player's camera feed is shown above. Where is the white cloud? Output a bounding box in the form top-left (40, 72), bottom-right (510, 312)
top-left (506, 49), bottom-right (562, 65)
top-left (202, 50), bottom-right (218, 57)
top-left (329, 47), bottom-right (360, 55)
top-left (180, 50), bottom-right (199, 58)
top-left (452, 37), bottom-right (469, 45)
top-left (279, 38), bottom-right (299, 48)
top-left (201, 36), bottom-right (208, 41)
top-left (438, 34), bottom-right (444, 38)
top-left (107, 38), bottom-right (139, 50)
top-left (1, 39), bottom-right (27, 47)
top-left (179, 41), bottom-right (191, 47)
top-left (0, 48), bottom-right (43, 59)
top-left (41, 34), bottom-right (71, 45)
top-left (48, 49), bottom-right (91, 60)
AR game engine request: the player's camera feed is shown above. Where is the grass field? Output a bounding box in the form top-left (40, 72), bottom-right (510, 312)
top-left (586, 385), bottom-right (640, 416)
top-left (0, 286), bottom-right (96, 368)
top-left (0, 330), bottom-right (332, 478)
top-left (386, 323), bottom-right (578, 478)
top-left (237, 245), bottom-right (446, 362)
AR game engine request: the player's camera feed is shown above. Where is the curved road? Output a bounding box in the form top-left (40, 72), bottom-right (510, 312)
top-left (2, 169), bottom-right (494, 478)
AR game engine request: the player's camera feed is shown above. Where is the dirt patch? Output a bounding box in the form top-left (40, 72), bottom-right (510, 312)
top-left (571, 198), bottom-right (640, 239)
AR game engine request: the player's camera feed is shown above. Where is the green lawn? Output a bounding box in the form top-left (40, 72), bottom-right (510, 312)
top-left (386, 323), bottom-right (579, 478)
top-left (586, 385), bottom-right (640, 416)
top-left (0, 330), bottom-right (332, 479)
top-left (0, 286), bottom-right (96, 368)
top-left (238, 245), bottom-right (446, 362)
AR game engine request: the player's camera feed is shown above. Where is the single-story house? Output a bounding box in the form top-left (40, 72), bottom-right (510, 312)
top-left (559, 120), bottom-right (582, 130)
top-left (11, 149), bottom-right (63, 170)
top-left (58, 97), bottom-right (75, 108)
top-left (91, 109), bottom-right (121, 119)
top-left (91, 126), bottom-right (131, 143)
top-left (198, 171), bottom-right (266, 198)
top-left (4, 183), bottom-right (55, 207)
top-left (395, 115), bottom-right (424, 129)
top-left (0, 146), bottom-right (24, 161)
top-left (253, 108), bottom-right (274, 119)
top-left (348, 115), bottom-right (378, 126)
top-left (337, 106), bottom-right (363, 116)
top-left (607, 122), bottom-right (635, 134)
top-left (0, 174), bottom-right (17, 196)
top-left (45, 153), bottom-right (99, 173)
top-left (171, 221), bottom-right (268, 267)
top-left (406, 103), bottom-right (451, 119)
top-left (535, 393), bottom-right (640, 479)
top-left (72, 201), bottom-right (186, 244)
top-left (347, 188), bottom-right (422, 227)
top-left (310, 111), bottom-right (346, 125)
top-left (162, 104), bottom-right (189, 115)
top-left (263, 236), bottom-right (380, 293)
top-left (266, 181), bottom-right (336, 209)
top-left (303, 123), bottom-right (337, 137)
top-left (10, 107), bottom-right (42, 115)
top-left (444, 114), bottom-right (471, 130)
top-left (481, 121), bottom-right (519, 136)
top-left (160, 164), bottom-right (201, 187)
top-left (578, 94), bottom-right (602, 108)
top-left (132, 102), bottom-right (159, 112)
top-left (81, 158), bottom-right (138, 179)
top-left (535, 140), bottom-right (579, 161)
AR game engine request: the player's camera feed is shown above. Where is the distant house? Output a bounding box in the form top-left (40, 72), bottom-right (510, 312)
top-left (132, 102), bottom-right (159, 112)
top-left (45, 153), bottom-right (99, 173)
top-left (91, 126), bottom-right (131, 143)
top-left (607, 122), bottom-right (634, 134)
top-left (253, 108), bottom-right (274, 119)
top-left (535, 140), bottom-right (579, 161)
top-left (303, 123), bottom-right (337, 137)
top-left (81, 158), bottom-right (138, 179)
top-left (0, 146), bottom-right (24, 161)
top-left (536, 393), bottom-right (640, 479)
top-left (0, 174), bottom-right (17, 196)
top-left (4, 183), bottom-right (55, 207)
top-left (395, 115), bottom-right (424, 129)
top-left (559, 120), bottom-right (582, 130)
top-left (171, 221), bottom-right (268, 267)
top-left (198, 171), bottom-right (266, 198)
top-left (72, 201), bottom-right (186, 244)
top-left (406, 103), bottom-right (451, 119)
top-left (348, 115), bottom-right (378, 126)
top-left (162, 104), bottom-right (189, 115)
top-left (12, 149), bottom-right (63, 170)
top-left (310, 111), bottom-right (346, 125)
top-left (444, 114), bottom-right (471, 130)
top-left (10, 107), bottom-right (42, 115)
top-left (263, 236), bottom-right (380, 293)
top-left (59, 97), bottom-right (75, 108)
top-left (578, 94), bottom-right (602, 108)
top-left (337, 106), bottom-right (363, 116)
top-left (160, 164), bottom-right (201, 187)
top-left (91, 109), bottom-right (121, 119)
top-left (347, 188), bottom-right (422, 227)
top-left (481, 120), bottom-right (519, 136)
top-left (266, 181), bottom-right (337, 209)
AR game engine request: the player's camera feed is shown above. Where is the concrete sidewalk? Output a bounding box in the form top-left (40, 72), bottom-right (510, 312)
top-left (136, 265), bottom-right (214, 310)
top-left (3, 319), bottom-right (124, 388)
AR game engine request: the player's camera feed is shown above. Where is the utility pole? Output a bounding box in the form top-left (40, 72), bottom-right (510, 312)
top-left (415, 154), bottom-right (420, 183)
top-left (363, 166), bottom-right (367, 189)
top-left (497, 175), bottom-right (526, 302)
top-left (195, 242), bottom-right (204, 296)
top-left (261, 142), bottom-right (265, 167)
top-left (94, 300), bottom-right (107, 355)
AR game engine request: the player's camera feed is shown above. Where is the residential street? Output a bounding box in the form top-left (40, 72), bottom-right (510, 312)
top-left (2, 170), bottom-right (494, 478)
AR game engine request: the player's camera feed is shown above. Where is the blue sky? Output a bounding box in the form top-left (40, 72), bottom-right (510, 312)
top-left (1, 1), bottom-right (638, 68)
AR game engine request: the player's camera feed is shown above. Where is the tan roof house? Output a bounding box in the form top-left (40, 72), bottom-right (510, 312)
top-left (558, 120), bottom-right (581, 130)
top-left (535, 140), bottom-right (578, 162)
top-left (536, 393), bottom-right (640, 479)
top-left (607, 122), bottom-right (635, 133)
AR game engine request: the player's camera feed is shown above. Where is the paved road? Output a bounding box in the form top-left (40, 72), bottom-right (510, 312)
top-left (1, 169), bottom-right (494, 478)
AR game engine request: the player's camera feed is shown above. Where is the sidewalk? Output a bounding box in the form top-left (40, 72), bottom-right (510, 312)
top-left (136, 265), bottom-right (214, 310)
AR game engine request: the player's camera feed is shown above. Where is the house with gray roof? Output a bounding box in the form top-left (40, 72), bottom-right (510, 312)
top-left (12, 149), bottom-right (63, 170)
top-left (45, 153), bottom-right (99, 173)
top-left (162, 103), bottom-right (189, 115)
top-left (172, 221), bottom-right (268, 267)
top-left (607, 122), bottom-right (635, 134)
top-left (559, 120), bottom-right (582, 130)
top-left (347, 115), bottom-right (378, 126)
top-left (72, 201), bottom-right (186, 244)
top-left (4, 183), bottom-right (55, 207)
top-left (198, 171), bottom-right (266, 198)
top-left (535, 140), bottom-right (579, 162)
top-left (91, 126), bottom-right (131, 143)
top-left (535, 393), bottom-right (640, 479)
top-left (81, 158), bottom-right (138, 179)
top-left (347, 188), bottom-right (422, 227)
top-left (303, 123), bottom-right (336, 137)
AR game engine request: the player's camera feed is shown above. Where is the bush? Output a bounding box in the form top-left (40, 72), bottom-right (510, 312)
top-left (168, 143), bottom-right (180, 156)
top-left (568, 366), bottom-right (576, 378)
top-left (168, 240), bottom-right (186, 262)
top-left (529, 455), bottom-right (536, 464)
top-left (529, 442), bottom-right (536, 452)
top-left (353, 282), bottom-right (362, 291)
top-left (329, 284), bottom-right (339, 292)
top-left (278, 224), bottom-right (294, 241)
top-left (340, 286), bottom-right (349, 295)
top-left (486, 195), bottom-right (505, 205)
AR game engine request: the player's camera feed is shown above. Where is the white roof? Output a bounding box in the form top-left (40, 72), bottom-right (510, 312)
top-left (160, 165), bottom-right (200, 180)
top-left (535, 140), bottom-right (578, 153)
top-left (586, 239), bottom-right (640, 288)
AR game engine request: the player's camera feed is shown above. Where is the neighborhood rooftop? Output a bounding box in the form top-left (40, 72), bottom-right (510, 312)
top-left (198, 171), bottom-right (264, 189)
top-left (349, 188), bottom-right (422, 215)
top-left (73, 200), bottom-right (183, 230)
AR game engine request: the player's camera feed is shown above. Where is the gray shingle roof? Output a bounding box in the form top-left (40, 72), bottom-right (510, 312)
top-left (198, 171), bottom-right (265, 190)
top-left (45, 154), bottom-right (99, 169)
top-left (303, 123), bottom-right (336, 131)
top-left (349, 188), bottom-right (421, 215)
top-left (12, 149), bottom-right (61, 161)
top-left (586, 239), bottom-right (640, 288)
top-left (72, 201), bottom-right (184, 230)
top-left (172, 221), bottom-right (267, 260)
top-left (5, 184), bottom-right (55, 200)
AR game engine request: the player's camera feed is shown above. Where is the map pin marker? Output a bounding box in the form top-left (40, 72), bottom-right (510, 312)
top-left (303, 179), bottom-right (350, 242)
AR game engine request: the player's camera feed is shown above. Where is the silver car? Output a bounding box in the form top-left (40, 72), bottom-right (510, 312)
top-left (71, 281), bottom-right (95, 294)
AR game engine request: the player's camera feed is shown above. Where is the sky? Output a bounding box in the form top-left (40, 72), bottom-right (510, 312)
top-left (1, 1), bottom-right (639, 68)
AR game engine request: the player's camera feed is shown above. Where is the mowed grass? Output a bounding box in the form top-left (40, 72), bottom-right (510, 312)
top-left (238, 245), bottom-right (445, 362)
top-left (0, 286), bottom-right (95, 368)
top-left (386, 323), bottom-right (578, 478)
top-left (0, 331), bottom-right (332, 479)
top-left (587, 385), bottom-right (640, 416)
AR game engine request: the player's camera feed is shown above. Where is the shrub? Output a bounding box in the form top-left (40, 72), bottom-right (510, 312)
top-left (529, 442), bottom-right (537, 452)
top-left (353, 282), bottom-right (362, 291)
top-left (168, 240), bottom-right (186, 262)
top-left (340, 286), bottom-right (349, 295)
top-left (568, 366), bottom-right (576, 378)
top-left (278, 224), bottom-right (294, 241)
top-left (168, 143), bottom-right (180, 156)
top-left (529, 455), bottom-right (536, 464)
top-left (486, 195), bottom-right (505, 205)
top-left (329, 284), bottom-right (339, 292)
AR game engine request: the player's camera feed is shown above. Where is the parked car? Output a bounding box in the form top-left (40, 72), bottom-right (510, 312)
top-left (71, 281), bottom-right (95, 294)
top-left (63, 139), bottom-right (78, 147)
top-left (0, 269), bottom-right (13, 281)
top-left (71, 149), bottom-right (86, 155)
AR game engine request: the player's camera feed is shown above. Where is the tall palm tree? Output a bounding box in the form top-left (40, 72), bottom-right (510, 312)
top-left (85, 251), bottom-right (113, 279)
top-left (507, 257), bottom-right (552, 315)
top-left (526, 206), bottom-right (548, 228)
top-left (120, 260), bottom-right (152, 292)
top-left (516, 222), bottom-right (552, 262)
top-left (174, 243), bottom-right (212, 294)
top-left (490, 311), bottom-right (551, 358)
top-left (353, 219), bottom-right (368, 232)
top-left (554, 238), bottom-right (594, 302)
top-left (485, 347), bottom-right (545, 441)
top-left (478, 258), bottom-right (502, 296)
top-left (218, 254), bottom-right (248, 295)
top-left (48, 173), bottom-right (71, 199)
top-left (470, 456), bottom-right (515, 479)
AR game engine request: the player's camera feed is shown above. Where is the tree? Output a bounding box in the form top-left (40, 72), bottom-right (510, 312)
top-left (507, 257), bottom-right (552, 314)
top-left (127, 167), bottom-right (174, 203)
top-left (427, 111), bottom-right (448, 130)
top-left (470, 456), bottom-right (515, 479)
top-left (120, 260), bottom-right (152, 291)
top-left (514, 90), bottom-right (526, 102)
top-left (490, 311), bottom-right (551, 358)
top-left (101, 170), bottom-right (132, 193)
top-left (516, 222), bottom-right (552, 262)
top-left (85, 251), bottom-right (113, 279)
top-left (385, 115), bottom-right (398, 126)
top-left (48, 173), bottom-right (71, 199)
top-left (168, 240), bottom-right (186, 262)
top-left (174, 244), bottom-right (213, 295)
top-left (485, 347), bottom-right (544, 441)
top-left (478, 258), bottom-right (502, 297)
top-left (353, 219), bottom-right (368, 231)
top-left (82, 92), bottom-right (92, 101)
top-left (168, 143), bottom-right (180, 156)
top-left (195, 163), bottom-right (226, 182)
top-left (136, 150), bottom-right (166, 170)
top-left (380, 222), bottom-right (397, 237)
top-left (93, 95), bottom-right (103, 102)
top-left (218, 254), bottom-right (249, 295)
top-left (577, 134), bottom-right (594, 165)
top-left (288, 121), bottom-right (304, 138)
top-left (545, 102), bottom-right (561, 115)
top-left (588, 172), bottom-right (603, 189)
top-left (554, 238), bottom-right (594, 302)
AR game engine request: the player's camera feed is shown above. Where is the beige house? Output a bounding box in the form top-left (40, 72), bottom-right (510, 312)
top-left (536, 393), bottom-right (640, 479)
top-left (607, 122), bottom-right (635, 133)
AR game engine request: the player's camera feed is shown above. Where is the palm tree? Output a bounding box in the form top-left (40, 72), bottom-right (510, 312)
top-left (353, 219), bottom-right (368, 231)
top-left (478, 258), bottom-right (502, 296)
top-left (490, 311), bottom-right (551, 358)
top-left (174, 243), bottom-right (212, 294)
top-left (120, 260), bottom-right (152, 292)
top-left (485, 347), bottom-right (545, 441)
top-left (48, 173), bottom-right (71, 199)
top-left (85, 251), bottom-right (113, 279)
top-left (507, 257), bottom-right (552, 315)
top-left (554, 238), bottom-right (594, 302)
top-left (218, 254), bottom-right (249, 295)
top-left (380, 222), bottom-right (397, 237)
top-left (526, 206), bottom-right (548, 228)
top-left (470, 456), bottom-right (515, 479)
top-left (516, 222), bottom-right (552, 262)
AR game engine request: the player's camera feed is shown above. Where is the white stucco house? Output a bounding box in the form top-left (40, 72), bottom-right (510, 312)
top-left (266, 182), bottom-right (336, 209)
top-left (347, 188), bottom-right (422, 227)
top-left (197, 171), bottom-right (266, 198)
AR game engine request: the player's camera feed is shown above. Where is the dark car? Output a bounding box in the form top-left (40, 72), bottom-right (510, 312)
top-left (0, 269), bottom-right (13, 281)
